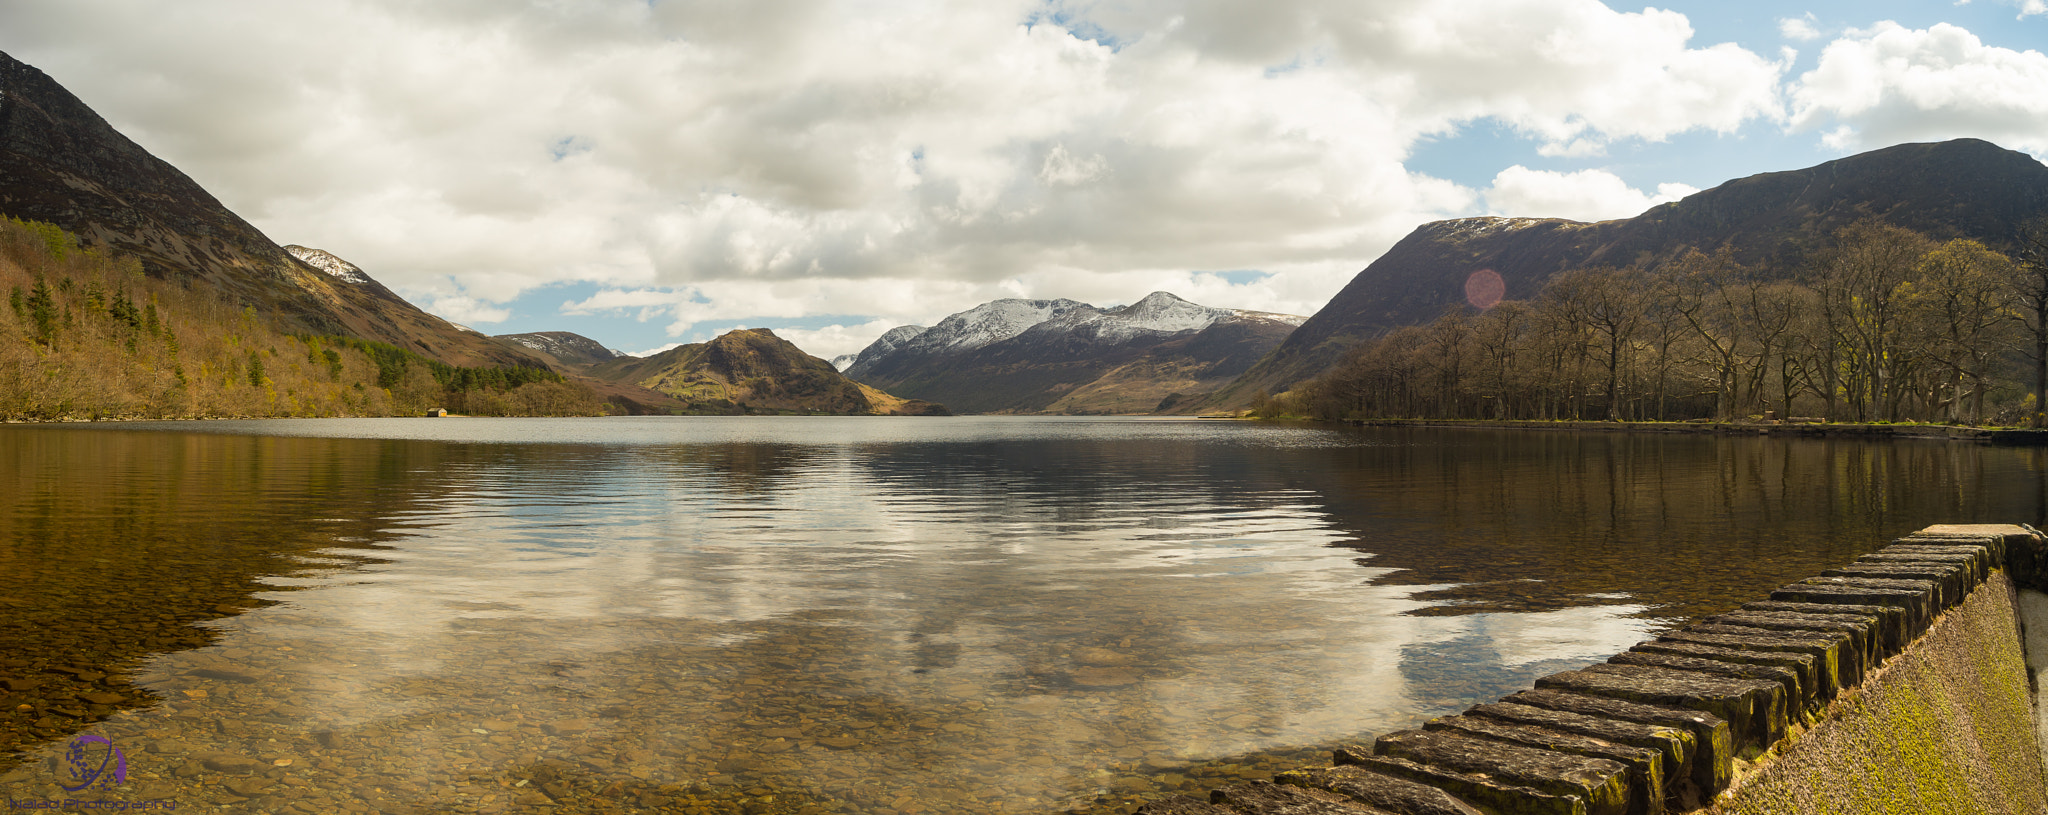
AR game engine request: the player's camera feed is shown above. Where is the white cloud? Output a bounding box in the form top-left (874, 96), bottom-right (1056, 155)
top-left (2011, 0), bottom-right (2048, 19)
top-left (424, 295), bottom-right (511, 326)
top-left (1789, 22), bottom-right (2048, 155)
top-left (0, 0), bottom-right (1787, 343)
top-left (1779, 13), bottom-right (1823, 41)
top-left (1482, 166), bottom-right (1698, 222)
top-left (762, 320), bottom-right (905, 361)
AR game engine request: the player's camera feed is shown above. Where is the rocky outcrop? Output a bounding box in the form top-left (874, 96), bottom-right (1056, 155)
top-left (587, 328), bottom-right (947, 415)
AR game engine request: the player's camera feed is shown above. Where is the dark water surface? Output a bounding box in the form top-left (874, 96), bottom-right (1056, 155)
top-left (2, 417), bottom-right (2044, 813)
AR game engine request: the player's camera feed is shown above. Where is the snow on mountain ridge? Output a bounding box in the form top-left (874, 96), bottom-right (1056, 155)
top-left (283, 245), bottom-right (371, 285)
top-left (904, 299), bottom-right (1092, 355)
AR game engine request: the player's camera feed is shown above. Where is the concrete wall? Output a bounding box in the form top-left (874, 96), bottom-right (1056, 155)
top-left (1137, 524), bottom-right (2048, 815)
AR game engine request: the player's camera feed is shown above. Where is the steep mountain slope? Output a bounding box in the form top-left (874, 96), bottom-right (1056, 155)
top-left (588, 328), bottom-right (948, 415)
top-left (1203, 138), bottom-right (2048, 409)
top-left (493, 331), bottom-right (626, 370)
top-left (0, 50), bottom-right (538, 369)
top-left (849, 292), bottom-right (1303, 414)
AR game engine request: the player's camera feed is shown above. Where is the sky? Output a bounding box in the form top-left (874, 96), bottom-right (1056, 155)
top-left (2, 1), bottom-right (2045, 360)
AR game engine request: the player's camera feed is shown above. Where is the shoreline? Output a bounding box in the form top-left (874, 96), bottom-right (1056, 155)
top-left (1325, 417), bottom-right (2048, 445)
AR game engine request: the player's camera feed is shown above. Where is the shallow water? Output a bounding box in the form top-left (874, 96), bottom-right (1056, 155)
top-left (2, 417), bottom-right (2043, 813)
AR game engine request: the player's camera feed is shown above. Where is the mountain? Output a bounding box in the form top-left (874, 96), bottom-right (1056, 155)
top-left (587, 328), bottom-right (948, 415)
top-left (842, 324), bottom-right (926, 372)
top-left (829, 354), bottom-right (859, 371)
top-left (847, 292), bottom-right (1304, 414)
top-left (1202, 138), bottom-right (2048, 409)
top-left (493, 330), bottom-right (628, 370)
top-left (0, 49), bottom-right (538, 369)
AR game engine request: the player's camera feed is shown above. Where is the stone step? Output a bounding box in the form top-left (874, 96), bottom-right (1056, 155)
top-left (1423, 714), bottom-right (1667, 815)
top-left (1655, 626), bottom-right (1859, 698)
top-left (1822, 563), bottom-right (1971, 611)
top-left (1627, 640), bottom-right (1825, 714)
top-left (1535, 664), bottom-right (1786, 755)
top-left (1501, 689), bottom-right (1733, 797)
top-left (1857, 550), bottom-right (1985, 585)
top-left (1464, 701), bottom-right (1706, 809)
top-left (1335, 748), bottom-right (1591, 815)
top-left (1768, 581), bottom-right (1935, 638)
top-left (1607, 651), bottom-right (1806, 723)
top-left (1370, 729), bottom-right (1632, 815)
top-left (1274, 766), bottom-right (1483, 815)
top-left (1737, 601), bottom-right (1909, 657)
top-left (1211, 781), bottom-right (1400, 814)
top-left (1704, 610), bottom-right (1881, 671)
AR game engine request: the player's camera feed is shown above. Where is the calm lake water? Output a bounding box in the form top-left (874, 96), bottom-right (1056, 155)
top-left (3, 417), bottom-right (2045, 813)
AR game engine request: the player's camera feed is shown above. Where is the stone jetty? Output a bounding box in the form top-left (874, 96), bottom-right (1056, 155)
top-left (1136, 524), bottom-right (2048, 815)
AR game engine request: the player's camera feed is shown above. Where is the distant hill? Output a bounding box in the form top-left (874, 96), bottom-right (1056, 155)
top-left (588, 328), bottom-right (948, 415)
top-left (493, 331), bottom-right (628, 370)
top-left (0, 49), bottom-right (538, 370)
top-left (1201, 138), bottom-right (2048, 410)
top-left (848, 292), bottom-right (1303, 414)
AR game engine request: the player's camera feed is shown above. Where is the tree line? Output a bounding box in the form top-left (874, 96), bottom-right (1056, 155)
top-left (1264, 218), bottom-right (2048, 426)
top-left (0, 217), bottom-right (610, 420)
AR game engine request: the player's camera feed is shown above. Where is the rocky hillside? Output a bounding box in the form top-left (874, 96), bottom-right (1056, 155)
top-left (494, 331), bottom-right (627, 370)
top-left (849, 292), bottom-right (1303, 414)
top-left (1203, 138), bottom-right (2048, 409)
top-left (0, 49), bottom-right (537, 369)
top-left (588, 328), bottom-right (948, 415)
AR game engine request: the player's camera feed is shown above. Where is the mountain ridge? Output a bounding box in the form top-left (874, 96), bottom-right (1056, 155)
top-left (1201, 138), bottom-right (2048, 409)
top-left (0, 49), bottom-right (541, 370)
top-left (849, 291), bottom-right (1303, 413)
top-left (588, 328), bottom-right (948, 415)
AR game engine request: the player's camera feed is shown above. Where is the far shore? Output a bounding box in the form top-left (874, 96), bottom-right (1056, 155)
top-left (1249, 416), bottom-right (2048, 445)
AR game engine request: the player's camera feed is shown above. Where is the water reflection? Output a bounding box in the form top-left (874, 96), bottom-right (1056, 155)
top-left (0, 419), bottom-right (2041, 814)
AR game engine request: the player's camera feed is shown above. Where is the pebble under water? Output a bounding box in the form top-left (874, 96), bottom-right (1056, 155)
top-left (3, 417), bottom-right (2044, 813)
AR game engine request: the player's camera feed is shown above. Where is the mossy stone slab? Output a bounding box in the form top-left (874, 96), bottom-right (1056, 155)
top-left (1767, 583), bottom-right (1932, 637)
top-left (1502, 689), bottom-right (1732, 796)
top-left (1738, 601), bottom-right (1908, 656)
top-left (1135, 795), bottom-right (1239, 815)
top-left (1423, 715), bottom-right (1665, 815)
top-left (1607, 651), bottom-right (1805, 720)
top-left (1274, 766), bottom-right (1483, 815)
top-left (1822, 564), bottom-right (1968, 610)
top-left (1210, 780), bottom-right (1397, 814)
top-left (1702, 611), bottom-right (1878, 672)
top-left (1334, 748), bottom-right (1589, 815)
top-left (1372, 729), bottom-right (1631, 815)
top-left (1536, 664), bottom-right (1786, 754)
top-left (1655, 627), bottom-right (1855, 696)
top-left (1465, 701), bottom-right (1699, 807)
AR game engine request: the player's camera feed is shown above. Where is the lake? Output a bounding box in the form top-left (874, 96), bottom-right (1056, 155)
top-left (2, 417), bottom-right (2043, 813)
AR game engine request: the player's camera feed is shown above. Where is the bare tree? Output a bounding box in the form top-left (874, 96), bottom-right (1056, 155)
top-left (2009, 216), bottom-right (2048, 427)
top-left (1909, 239), bottom-right (2017, 423)
top-left (1810, 220), bottom-right (1935, 421)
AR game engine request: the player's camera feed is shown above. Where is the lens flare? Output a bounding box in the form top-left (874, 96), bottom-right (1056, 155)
top-left (1465, 269), bottom-right (1505, 310)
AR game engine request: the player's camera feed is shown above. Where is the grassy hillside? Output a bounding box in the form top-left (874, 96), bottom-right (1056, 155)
top-left (0, 218), bottom-right (608, 420)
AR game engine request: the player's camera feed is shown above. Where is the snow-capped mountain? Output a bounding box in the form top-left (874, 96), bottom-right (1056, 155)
top-left (846, 292), bottom-right (1303, 414)
top-left (284, 245), bottom-right (372, 285)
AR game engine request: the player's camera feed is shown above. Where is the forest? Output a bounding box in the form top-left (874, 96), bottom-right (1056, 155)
top-left (1265, 218), bottom-right (2048, 426)
top-left (0, 217), bottom-right (609, 421)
